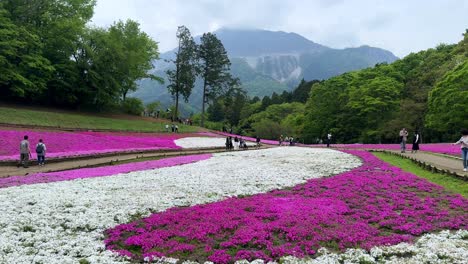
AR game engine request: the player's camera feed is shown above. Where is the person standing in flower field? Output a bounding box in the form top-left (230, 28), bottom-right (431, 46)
top-left (19, 135), bottom-right (31, 168)
top-left (36, 139), bottom-right (47, 166)
top-left (399, 128), bottom-right (408, 153)
top-left (327, 133), bottom-right (332, 148)
top-left (165, 124), bottom-right (169, 133)
top-left (453, 129), bottom-right (468, 172)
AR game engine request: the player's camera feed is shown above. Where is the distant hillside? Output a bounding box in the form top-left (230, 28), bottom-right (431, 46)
top-left (132, 28), bottom-right (398, 115)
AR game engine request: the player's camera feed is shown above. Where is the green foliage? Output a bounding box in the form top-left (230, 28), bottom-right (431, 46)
top-left (0, 1), bottom-right (161, 112)
top-left (166, 26), bottom-right (198, 118)
top-left (108, 20), bottom-right (161, 101)
top-left (252, 119), bottom-right (284, 139)
top-left (122, 97), bottom-right (144, 115)
top-left (199, 32), bottom-right (233, 126)
top-left (146, 101), bottom-right (161, 114)
top-left (426, 60), bottom-right (468, 138)
top-left (0, 7), bottom-right (53, 99)
top-left (243, 102), bottom-right (304, 139)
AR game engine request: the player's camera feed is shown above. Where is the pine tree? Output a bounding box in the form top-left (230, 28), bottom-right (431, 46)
top-left (166, 26), bottom-right (198, 119)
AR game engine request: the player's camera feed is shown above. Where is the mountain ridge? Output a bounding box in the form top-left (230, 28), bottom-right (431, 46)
top-left (132, 28), bottom-right (399, 115)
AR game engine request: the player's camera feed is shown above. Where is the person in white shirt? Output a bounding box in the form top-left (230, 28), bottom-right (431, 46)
top-left (19, 135), bottom-right (31, 168)
top-left (399, 128), bottom-right (409, 153)
top-left (453, 129), bottom-right (468, 172)
top-left (327, 133), bottom-right (332, 148)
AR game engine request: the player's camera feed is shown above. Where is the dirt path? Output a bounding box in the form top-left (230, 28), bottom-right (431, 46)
top-left (0, 146), bottom-right (270, 178)
top-left (380, 150), bottom-right (467, 178)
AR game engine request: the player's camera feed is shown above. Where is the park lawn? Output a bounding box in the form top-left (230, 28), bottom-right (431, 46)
top-left (0, 107), bottom-right (199, 133)
top-left (373, 152), bottom-right (468, 198)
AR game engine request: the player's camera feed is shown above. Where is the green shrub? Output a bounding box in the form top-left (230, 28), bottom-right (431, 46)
top-left (122, 97), bottom-right (144, 115)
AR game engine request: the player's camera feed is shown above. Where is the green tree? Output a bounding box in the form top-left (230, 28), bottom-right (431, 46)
top-left (108, 20), bottom-right (161, 101)
top-left (198, 32), bottom-right (232, 127)
top-left (426, 60), bottom-right (468, 139)
top-left (166, 26), bottom-right (198, 119)
top-left (3, 0), bottom-right (96, 104)
top-left (0, 7), bottom-right (53, 99)
top-left (146, 101), bottom-right (161, 115)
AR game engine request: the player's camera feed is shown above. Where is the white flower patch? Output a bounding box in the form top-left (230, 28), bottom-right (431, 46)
top-left (175, 137), bottom-right (255, 148)
top-left (276, 229), bottom-right (468, 264)
top-left (0, 147), bottom-right (360, 264)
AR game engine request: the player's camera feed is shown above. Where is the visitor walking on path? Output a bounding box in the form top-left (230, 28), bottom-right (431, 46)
top-left (399, 128), bottom-right (409, 153)
top-left (165, 124), bottom-right (169, 133)
top-left (327, 133), bottom-right (332, 148)
top-left (19, 135), bottom-right (31, 168)
top-left (411, 131), bottom-right (420, 153)
top-left (256, 136), bottom-right (261, 149)
top-left (36, 139), bottom-right (47, 166)
top-left (453, 129), bottom-right (468, 171)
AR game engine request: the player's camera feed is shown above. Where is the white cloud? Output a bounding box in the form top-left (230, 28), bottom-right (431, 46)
top-left (91, 0), bottom-right (468, 57)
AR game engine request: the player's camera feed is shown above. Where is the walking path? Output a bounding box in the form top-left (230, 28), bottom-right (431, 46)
top-left (377, 150), bottom-right (467, 179)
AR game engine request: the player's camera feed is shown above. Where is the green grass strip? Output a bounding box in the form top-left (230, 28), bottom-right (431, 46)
top-left (0, 107), bottom-right (199, 133)
top-left (373, 152), bottom-right (468, 198)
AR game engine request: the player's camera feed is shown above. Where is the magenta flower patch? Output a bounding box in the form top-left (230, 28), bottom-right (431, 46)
top-left (0, 129), bottom-right (200, 161)
top-left (0, 154), bottom-right (211, 188)
top-left (105, 150), bottom-right (468, 263)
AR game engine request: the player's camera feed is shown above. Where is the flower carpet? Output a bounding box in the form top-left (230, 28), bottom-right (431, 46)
top-left (0, 129), bottom-right (207, 161)
top-left (0, 154), bottom-right (211, 188)
top-left (0, 147), bottom-right (362, 263)
top-left (105, 150), bottom-right (468, 263)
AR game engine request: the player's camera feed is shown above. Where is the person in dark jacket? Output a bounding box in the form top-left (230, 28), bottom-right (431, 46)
top-left (411, 131), bottom-right (420, 153)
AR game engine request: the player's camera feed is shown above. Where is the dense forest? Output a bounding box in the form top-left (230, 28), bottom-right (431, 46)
top-left (205, 31), bottom-right (468, 143)
top-left (0, 0), bottom-right (159, 112)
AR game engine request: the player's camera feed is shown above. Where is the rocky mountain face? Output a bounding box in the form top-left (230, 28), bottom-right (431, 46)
top-left (132, 28), bottom-right (398, 115)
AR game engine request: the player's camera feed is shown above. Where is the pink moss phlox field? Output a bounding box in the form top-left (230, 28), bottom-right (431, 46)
top-left (312, 143), bottom-right (460, 156)
top-left (0, 129), bottom-right (189, 161)
top-left (0, 154), bottom-right (211, 188)
top-left (105, 150), bottom-right (468, 263)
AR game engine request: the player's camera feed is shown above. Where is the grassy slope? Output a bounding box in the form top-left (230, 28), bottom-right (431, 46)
top-left (373, 152), bottom-right (468, 198)
top-left (0, 107), bottom-right (199, 133)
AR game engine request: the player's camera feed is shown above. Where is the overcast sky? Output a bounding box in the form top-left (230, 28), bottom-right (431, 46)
top-left (91, 0), bottom-right (468, 57)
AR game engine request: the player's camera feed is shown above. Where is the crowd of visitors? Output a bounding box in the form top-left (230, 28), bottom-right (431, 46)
top-left (278, 135), bottom-right (297, 146)
top-left (225, 136), bottom-right (251, 151)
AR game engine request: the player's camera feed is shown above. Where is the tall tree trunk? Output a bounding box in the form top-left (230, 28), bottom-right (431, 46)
top-left (174, 90), bottom-right (179, 120)
top-left (201, 80), bottom-right (206, 127)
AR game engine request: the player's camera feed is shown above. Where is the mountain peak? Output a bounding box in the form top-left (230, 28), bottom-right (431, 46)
top-left (208, 28), bottom-right (329, 57)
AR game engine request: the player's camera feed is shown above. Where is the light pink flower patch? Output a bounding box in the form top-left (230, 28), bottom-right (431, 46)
top-left (105, 150), bottom-right (468, 263)
top-left (0, 154), bottom-right (211, 188)
top-left (0, 129), bottom-right (192, 161)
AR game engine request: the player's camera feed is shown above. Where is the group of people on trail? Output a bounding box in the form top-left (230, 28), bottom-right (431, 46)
top-left (453, 129), bottom-right (468, 172)
top-left (18, 135), bottom-right (47, 168)
top-left (399, 127), bottom-right (468, 172)
top-left (279, 135), bottom-right (297, 146)
top-left (399, 128), bottom-right (420, 153)
top-left (165, 124), bottom-right (179, 133)
top-left (225, 136), bottom-right (252, 150)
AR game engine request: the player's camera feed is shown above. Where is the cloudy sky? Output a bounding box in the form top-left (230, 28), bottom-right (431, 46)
top-left (91, 0), bottom-right (468, 57)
